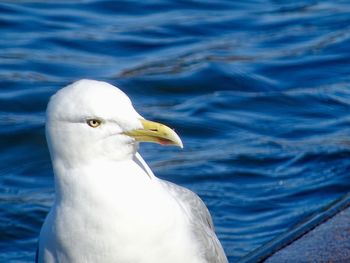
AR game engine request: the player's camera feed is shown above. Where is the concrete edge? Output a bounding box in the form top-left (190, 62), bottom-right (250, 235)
top-left (237, 192), bottom-right (350, 263)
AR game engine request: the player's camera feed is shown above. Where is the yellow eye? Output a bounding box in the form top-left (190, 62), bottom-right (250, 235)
top-left (87, 119), bottom-right (101, 128)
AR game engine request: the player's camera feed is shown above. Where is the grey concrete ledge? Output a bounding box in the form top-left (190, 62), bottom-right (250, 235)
top-left (238, 192), bottom-right (350, 263)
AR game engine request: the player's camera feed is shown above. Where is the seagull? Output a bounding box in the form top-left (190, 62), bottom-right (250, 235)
top-left (37, 79), bottom-right (228, 263)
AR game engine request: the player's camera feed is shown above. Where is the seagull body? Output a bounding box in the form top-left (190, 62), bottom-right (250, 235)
top-left (38, 80), bottom-right (228, 263)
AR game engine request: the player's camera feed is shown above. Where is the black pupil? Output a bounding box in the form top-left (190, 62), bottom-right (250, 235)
top-left (90, 120), bottom-right (98, 126)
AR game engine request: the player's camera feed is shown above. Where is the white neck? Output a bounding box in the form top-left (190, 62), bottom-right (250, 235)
top-left (44, 153), bottom-right (203, 263)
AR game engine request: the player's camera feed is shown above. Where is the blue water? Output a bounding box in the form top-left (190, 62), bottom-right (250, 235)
top-left (1, 1), bottom-right (350, 262)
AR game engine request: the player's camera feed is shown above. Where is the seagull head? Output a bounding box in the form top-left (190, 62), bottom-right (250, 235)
top-left (46, 79), bottom-right (183, 167)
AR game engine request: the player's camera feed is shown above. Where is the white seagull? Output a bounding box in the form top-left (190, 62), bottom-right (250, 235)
top-left (37, 79), bottom-right (228, 263)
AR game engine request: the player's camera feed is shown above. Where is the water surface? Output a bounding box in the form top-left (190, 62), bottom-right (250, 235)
top-left (1, 1), bottom-right (350, 262)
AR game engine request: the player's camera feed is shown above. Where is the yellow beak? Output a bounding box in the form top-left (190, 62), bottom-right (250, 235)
top-left (123, 119), bottom-right (183, 148)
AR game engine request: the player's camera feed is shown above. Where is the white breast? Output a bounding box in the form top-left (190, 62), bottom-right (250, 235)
top-left (38, 158), bottom-right (204, 263)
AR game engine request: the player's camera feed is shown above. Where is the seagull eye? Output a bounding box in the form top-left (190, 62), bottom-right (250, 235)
top-left (87, 119), bottom-right (102, 128)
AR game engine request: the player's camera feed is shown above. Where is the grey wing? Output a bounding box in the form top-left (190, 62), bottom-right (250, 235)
top-left (159, 179), bottom-right (228, 263)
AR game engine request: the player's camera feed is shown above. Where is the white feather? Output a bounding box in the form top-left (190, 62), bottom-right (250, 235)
top-left (38, 79), bottom-right (227, 263)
